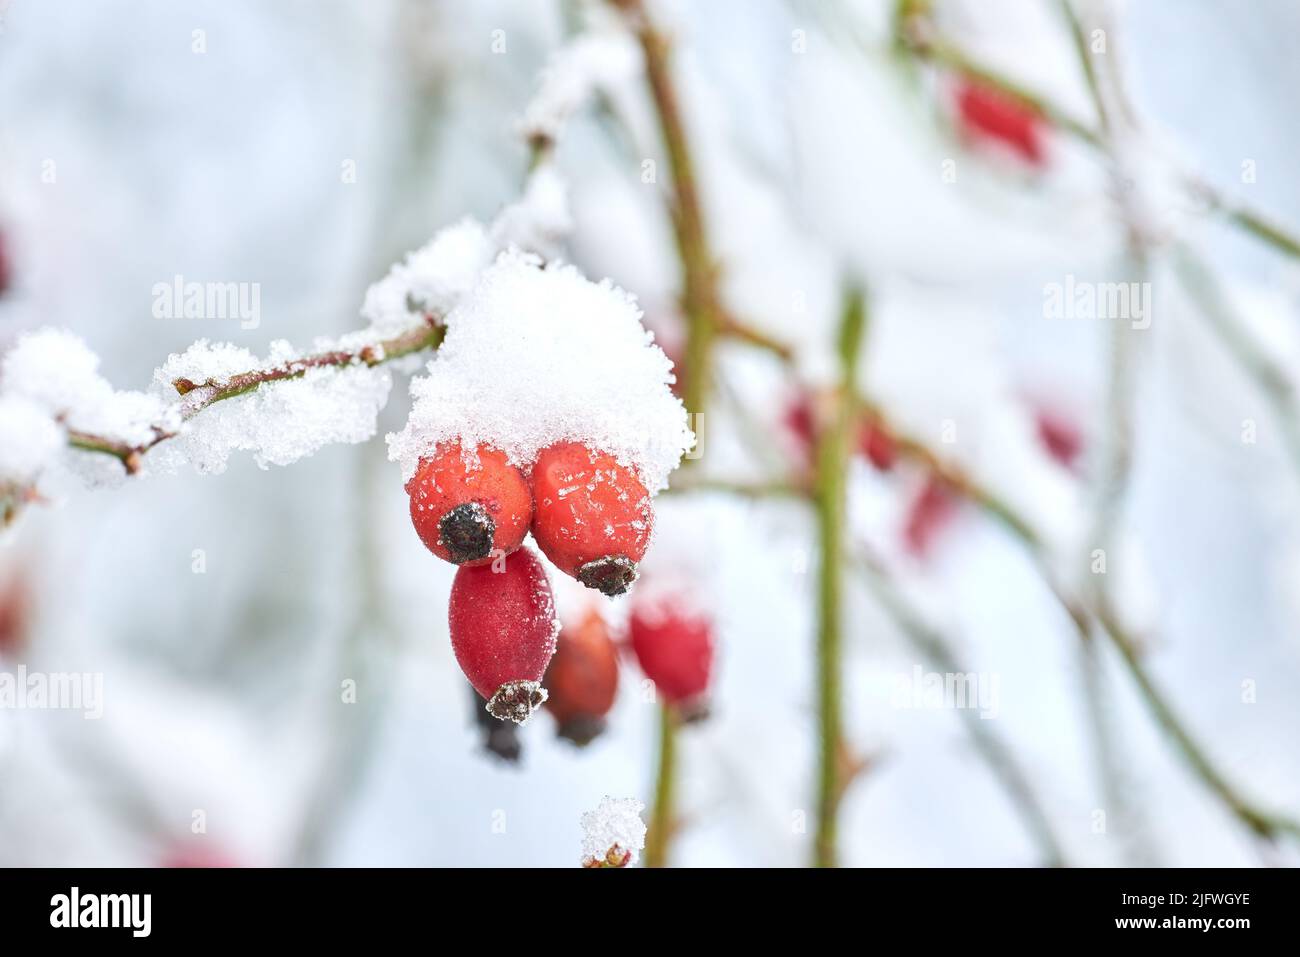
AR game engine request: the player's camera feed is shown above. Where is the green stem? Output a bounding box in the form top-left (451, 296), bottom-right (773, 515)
top-left (644, 704), bottom-right (679, 868)
top-left (813, 285), bottom-right (867, 868)
top-left (615, 0), bottom-right (723, 868)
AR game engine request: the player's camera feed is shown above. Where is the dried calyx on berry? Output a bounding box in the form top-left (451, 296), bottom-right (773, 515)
top-left (470, 681), bottom-right (523, 763)
top-left (407, 441), bottom-right (533, 566)
top-left (543, 607), bottom-right (619, 746)
top-left (582, 845), bottom-right (634, 868)
top-left (449, 546), bottom-right (558, 724)
top-left (531, 442), bottom-right (653, 597)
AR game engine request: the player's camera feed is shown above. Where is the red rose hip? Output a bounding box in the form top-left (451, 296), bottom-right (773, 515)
top-left (407, 441), bottom-right (532, 566)
top-left (530, 442), bottom-right (653, 597)
top-left (955, 79), bottom-right (1046, 166)
top-left (543, 607), bottom-right (620, 746)
top-left (629, 596), bottom-right (714, 718)
top-left (450, 546), bottom-right (558, 723)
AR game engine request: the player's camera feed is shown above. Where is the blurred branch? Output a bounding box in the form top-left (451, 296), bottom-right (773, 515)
top-left (874, 408), bottom-right (1300, 845)
top-left (613, 0), bottom-right (726, 869)
top-left (66, 318), bottom-right (445, 475)
top-left (854, 548), bottom-right (1069, 867)
top-left (1172, 245), bottom-right (1300, 476)
top-left (663, 474), bottom-right (803, 499)
top-left (812, 284), bottom-right (868, 868)
top-left (716, 310), bottom-right (796, 363)
top-left (894, 3), bottom-right (1300, 263)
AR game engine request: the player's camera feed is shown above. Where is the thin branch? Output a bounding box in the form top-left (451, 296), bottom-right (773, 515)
top-left (663, 475), bottom-right (802, 499)
top-left (64, 318), bottom-right (445, 475)
top-left (614, 0), bottom-right (725, 869)
top-left (716, 310), bottom-right (796, 363)
top-left (894, 7), bottom-right (1300, 263)
top-left (1172, 244), bottom-right (1300, 476)
top-left (854, 549), bottom-right (1070, 867)
top-left (873, 409), bottom-right (1300, 844)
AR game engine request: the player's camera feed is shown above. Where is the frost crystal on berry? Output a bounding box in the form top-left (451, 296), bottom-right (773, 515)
top-left (580, 796), bottom-right (646, 868)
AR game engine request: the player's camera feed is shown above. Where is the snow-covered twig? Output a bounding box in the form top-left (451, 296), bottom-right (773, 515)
top-left (65, 319), bottom-right (443, 476)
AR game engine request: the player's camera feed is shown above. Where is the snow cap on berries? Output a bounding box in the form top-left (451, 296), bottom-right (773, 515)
top-left (580, 796), bottom-right (646, 868)
top-left (389, 250), bottom-right (693, 493)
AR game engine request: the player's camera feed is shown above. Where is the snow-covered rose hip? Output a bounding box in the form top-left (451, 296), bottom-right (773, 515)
top-left (406, 441), bottom-right (532, 566)
top-left (450, 546), bottom-right (558, 723)
top-left (543, 607), bottom-right (620, 746)
top-left (629, 596), bottom-right (714, 719)
top-left (530, 441), bottom-right (653, 597)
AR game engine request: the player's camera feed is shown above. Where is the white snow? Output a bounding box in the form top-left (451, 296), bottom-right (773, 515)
top-left (359, 219), bottom-right (496, 339)
top-left (1, 328), bottom-right (172, 449)
top-left (490, 163), bottom-right (573, 259)
top-left (0, 396), bottom-right (63, 484)
top-left (388, 250), bottom-right (693, 492)
top-left (520, 33), bottom-right (641, 145)
top-left (147, 356), bottom-right (392, 475)
top-left (580, 796), bottom-right (646, 866)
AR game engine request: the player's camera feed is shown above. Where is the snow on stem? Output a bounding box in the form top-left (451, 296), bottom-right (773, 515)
top-left (66, 318), bottom-right (444, 475)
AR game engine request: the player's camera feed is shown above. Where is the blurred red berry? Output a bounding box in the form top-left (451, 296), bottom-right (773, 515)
top-left (449, 546), bottom-right (557, 723)
top-left (782, 392), bottom-right (817, 467)
top-left (0, 574), bottom-right (30, 658)
top-left (858, 414), bottom-right (897, 471)
top-left (0, 232), bottom-right (11, 297)
top-left (406, 441), bottom-right (533, 566)
top-left (629, 597), bottom-right (714, 717)
top-left (902, 476), bottom-right (959, 558)
top-left (530, 442), bottom-right (653, 597)
top-left (161, 846), bottom-right (237, 868)
top-left (543, 607), bottom-right (620, 746)
top-left (1034, 407), bottom-right (1083, 469)
top-left (955, 80), bottom-right (1046, 166)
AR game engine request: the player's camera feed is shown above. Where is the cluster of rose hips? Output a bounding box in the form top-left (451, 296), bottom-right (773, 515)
top-left (472, 594), bottom-right (716, 761)
top-left (409, 439), bottom-right (665, 724)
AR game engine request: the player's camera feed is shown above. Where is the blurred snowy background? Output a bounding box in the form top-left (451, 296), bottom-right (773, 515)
top-left (2, 0), bottom-right (1300, 867)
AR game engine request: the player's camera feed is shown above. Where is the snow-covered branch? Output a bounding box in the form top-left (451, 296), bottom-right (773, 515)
top-left (64, 317), bottom-right (444, 476)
